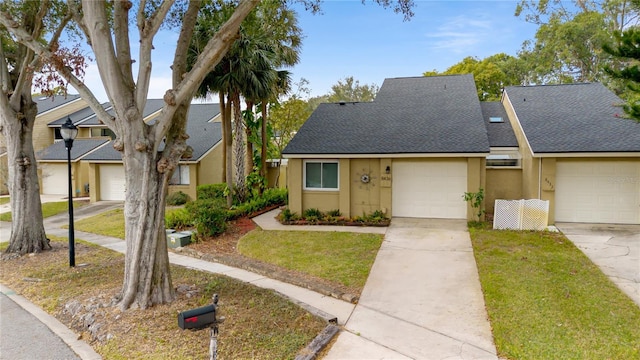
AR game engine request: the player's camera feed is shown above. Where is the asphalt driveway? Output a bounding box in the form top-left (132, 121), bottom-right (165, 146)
top-left (556, 223), bottom-right (640, 307)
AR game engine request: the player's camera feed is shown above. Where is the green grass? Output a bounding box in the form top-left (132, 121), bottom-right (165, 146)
top-left (469, 225), bottom-right (640, 359)
top-left (238, 229), bottom-right (383, 290)
top-left (0, 200), bottom-right (87, 222)
top-left (0, 237), bottom-right (324, 359)
top-left (73, 208), bottom-right (125, 239)
top-left (0, 197), bottom-right (9, 205)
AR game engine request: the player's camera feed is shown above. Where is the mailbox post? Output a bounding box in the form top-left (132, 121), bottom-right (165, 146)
top-left (178, 294), bottom-right (223, 360)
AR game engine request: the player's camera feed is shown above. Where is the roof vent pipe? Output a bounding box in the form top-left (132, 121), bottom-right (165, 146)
top-left (339, 101), bottom-right (346, 105)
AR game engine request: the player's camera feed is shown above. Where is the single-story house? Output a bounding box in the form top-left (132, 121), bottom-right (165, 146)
top-left (283, 74), bottom-right (640, 224)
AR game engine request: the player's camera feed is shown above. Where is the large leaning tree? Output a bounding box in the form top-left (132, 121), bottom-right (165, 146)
top-left (1, 0), bottom-right (260, 310)
top-left (1, 0), bottom-right (413, 310)
top-left (0, 1), bottom-right (82, 255)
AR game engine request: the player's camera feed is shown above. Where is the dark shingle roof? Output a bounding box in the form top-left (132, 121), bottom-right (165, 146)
top-left (283, 75), bottom-right (490, 155)
top-left (34, 94), bottom-right (81, 115)
top-left (83, 103), bottom-right (221, 162)
top-left (505, 83), bottom-right (640, 153)
top-left (37, 139), bottom-right (109, 161)
top-left (480, 102), bottom-right (518, 147)
top-left (48, 103), bottom-right (111, 126)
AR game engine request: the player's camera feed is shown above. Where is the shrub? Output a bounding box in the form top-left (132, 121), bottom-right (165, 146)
top-left (261, 188), bottom-right (288, 206)
top-left (280, 208), bottom-right (296, 222)
top-left (165, 207), bottom-right (192, 229)
top-left (327, 209), bottom-right (341, 217)
top-left (197, 183), bottom-right (228, 200)
top-left (185, 198), bottom-right (227, 237)
top-left (303, 208), bottom-right (323, 221)
top-left (166, 191), bottom-right (190, 206)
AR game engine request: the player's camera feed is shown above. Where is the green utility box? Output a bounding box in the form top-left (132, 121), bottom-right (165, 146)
top-left (167, 231), bottom-right (191, 248)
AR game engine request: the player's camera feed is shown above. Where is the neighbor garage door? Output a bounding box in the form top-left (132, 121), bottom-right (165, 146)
top-left (41, 163), bottom-right (68, 195)
top-left (392, 159), bottom-right (467, 219)
top-left (99, 164), bottom-right (126, 201)
top-left (555, 160), bottom-right (640, 224)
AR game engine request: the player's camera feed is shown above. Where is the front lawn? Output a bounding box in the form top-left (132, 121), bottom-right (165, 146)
top-left (237, 229), bottom-right (383, 291)
top-left (0, 197), bottom-right (9, 205)
top-left (0, 237), bottom-right (325, 359)
top-left (470, 225), bottom-right (640, 359)
top-left (0, 200), bottom-right (88, 222)
top-left (73, 208), bottom-right (125, 239)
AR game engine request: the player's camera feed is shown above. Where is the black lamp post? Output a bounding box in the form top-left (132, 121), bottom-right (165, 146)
top-left (60, 117), bottom-right (78, 267)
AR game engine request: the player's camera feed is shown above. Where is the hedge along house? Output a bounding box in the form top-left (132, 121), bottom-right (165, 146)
top-left (82, 103), bottom-right (223, 202)
top-left (283, 75), bottom-right (490, 220)
top-left (501, 83), bottom-right (640, 224)
top-left (284, 75), bottom-right (640, 224)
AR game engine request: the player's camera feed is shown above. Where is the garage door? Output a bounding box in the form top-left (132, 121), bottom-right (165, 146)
top-left (556, 160), bottom-right (640, 224)
top-left (41, 164), bottom-right (68, 195)
top-left (392, 159), bottom-right (467, 219)
top-left (99, 164), bottom-right (126, 201)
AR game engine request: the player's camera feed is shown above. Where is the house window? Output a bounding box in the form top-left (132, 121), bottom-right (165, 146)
top-left (304, 161), bottom-right (339, 190)
top-left (54, 128), bottom-right (62, 141)
top-left (91, 128), bottom-right (116, 139)
top-left (486, 149), bottom-right (520, 167)
top-left (169, 165), bottom-right (190, 185)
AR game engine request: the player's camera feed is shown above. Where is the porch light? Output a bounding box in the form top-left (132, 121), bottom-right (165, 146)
top-left (385, 166), bottom-right (391, 174)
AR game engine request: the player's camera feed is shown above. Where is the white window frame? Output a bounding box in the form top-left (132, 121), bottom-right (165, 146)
top-left (169, 165), bottom-right (190, 185)
top-left (303, 160), bottom-right (339, 191)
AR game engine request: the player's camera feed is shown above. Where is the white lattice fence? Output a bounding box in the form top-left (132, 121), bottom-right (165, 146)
top-left (493, 199), bottom-right (549, 230)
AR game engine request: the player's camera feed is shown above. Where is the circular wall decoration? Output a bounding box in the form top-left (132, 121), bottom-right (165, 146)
top-left (360, 173), bottom-right (370, 183)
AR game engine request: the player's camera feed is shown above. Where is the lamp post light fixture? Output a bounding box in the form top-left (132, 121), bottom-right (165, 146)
top-left (60, 117), bottom-right (78, 267)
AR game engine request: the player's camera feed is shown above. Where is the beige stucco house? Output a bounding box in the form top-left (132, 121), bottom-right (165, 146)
top-left (35, 100), bottom-right (223, 201)
top-left (283, 75), bottom-right (640, 225)
top-left (0, 95), bottom-right (87, 195)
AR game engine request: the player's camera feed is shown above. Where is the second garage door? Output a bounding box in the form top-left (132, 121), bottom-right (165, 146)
top-left (392, 159), bottom-right (467, 219)
top-left (555, 160), bottom-right (640, 224)
top-left (41, 163), bottom-right (68, 195)
top-left (99, 164), bottom-right (126, 201)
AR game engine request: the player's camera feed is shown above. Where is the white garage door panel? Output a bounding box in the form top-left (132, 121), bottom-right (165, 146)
top-left (556, 160), bottom-right (640, 224)
top-left (99, 164), bottom-right (126, 201)
top-left (392, 160), bottom-right (467, 219)
top-left (41, 164), bottom-right (68, 195)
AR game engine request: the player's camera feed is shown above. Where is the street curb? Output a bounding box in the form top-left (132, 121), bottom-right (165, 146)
top-left (295, 324), bottom-right (340, 360)
top-left (0, 283), bottom-right (102, 360)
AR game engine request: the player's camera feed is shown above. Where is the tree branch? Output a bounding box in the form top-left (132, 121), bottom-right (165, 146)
top-left (154, 0), bottom-right (259, 141)
top-left (0, 10), bottom-right (116, 128)
top-left (114, 1), bottom-right (135, 93)
top-left (136, 0), bottom-right (176, 112)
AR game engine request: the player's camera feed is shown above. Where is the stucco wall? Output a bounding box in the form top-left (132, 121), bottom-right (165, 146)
top-left (32, 99), bottom-right (88, 153)
top-left (288, 156), bottom-right (483, 220)
top-left (485, 168), bottom-right (523, 214)
top-left (197, 143), bottom-right (223, 186)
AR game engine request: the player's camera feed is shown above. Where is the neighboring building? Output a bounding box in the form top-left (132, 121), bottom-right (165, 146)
top-left (81, 103), bottom-right (223, 201)
top-left (283, 75), bottom-right (640, 224)
top-left (0, 95), bottom-right (87, 195)
top-left (31, 99), bottom-right (223, 201)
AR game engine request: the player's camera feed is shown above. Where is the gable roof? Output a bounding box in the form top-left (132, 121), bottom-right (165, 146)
top-left (47, 99), bottom-right (167, 127)
top-left (83, 103), bottom-right (221, 162)
top-left (47, 103), bottom-right (111, 127)
top-left (34, 94), bottom-right (82, 115)
top-left (37, 139), bottom-right (109, 162)
top-left (481, 102), bottom-right (518, 147)
top-left (283, 74), bottom-right (490, 155)
top-left (505, 83), bottom-right (640, 153)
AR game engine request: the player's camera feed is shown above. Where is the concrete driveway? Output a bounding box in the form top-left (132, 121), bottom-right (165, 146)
top-left (324, 218), bottom-right (497, 359)
top-left (556, 223), bottom-right (640, 307)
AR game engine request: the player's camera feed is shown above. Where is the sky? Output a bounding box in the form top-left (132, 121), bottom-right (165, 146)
top-left (82, 0), bottom-right (540, 102)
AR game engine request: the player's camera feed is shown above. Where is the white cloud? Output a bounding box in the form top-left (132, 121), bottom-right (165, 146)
top-left (425, 15), bottom-right (493, 53)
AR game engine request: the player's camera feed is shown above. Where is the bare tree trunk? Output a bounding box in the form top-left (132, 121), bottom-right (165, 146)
top-left (1, 99), bottom-right (49, 255)
top-left (260, 102), bottom-right (268, 184)
top-left (245, 103), bottom-right (254, 179)
top-left (231, 92), bottom-right (246, 200)
top-left (223, 95), bottom-right (233, 207)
